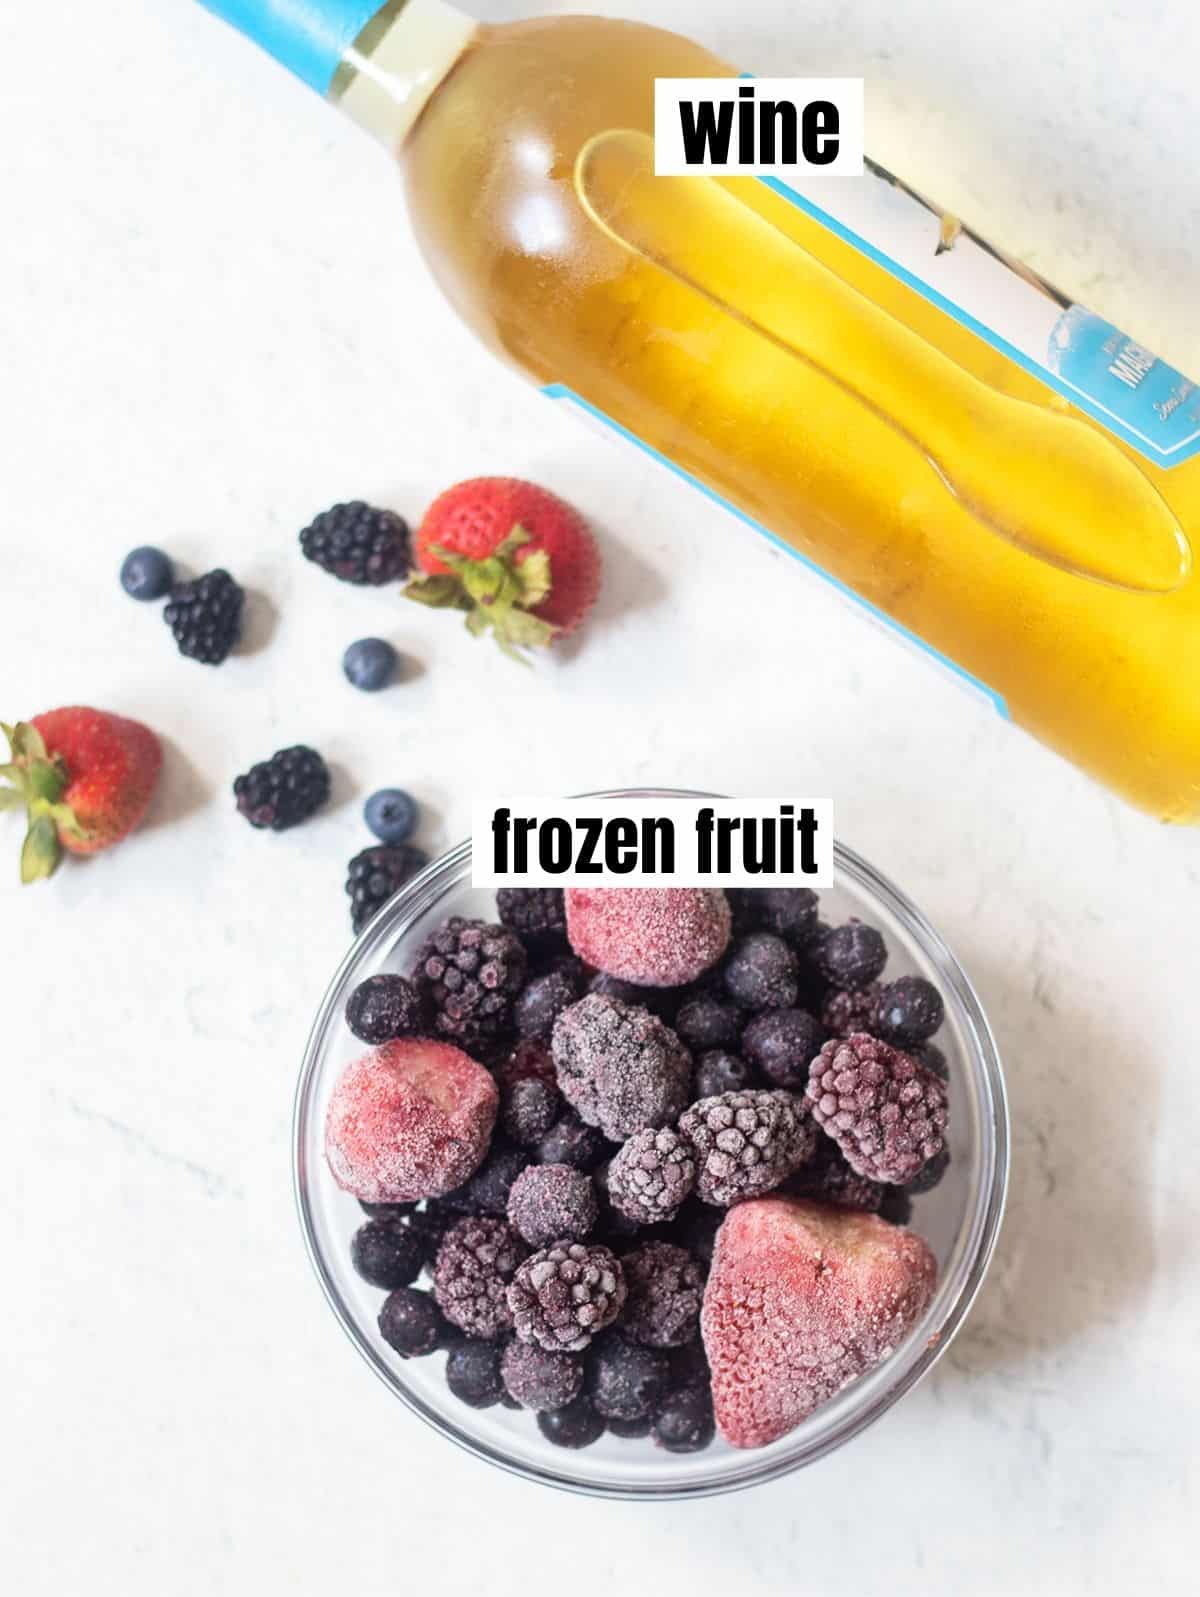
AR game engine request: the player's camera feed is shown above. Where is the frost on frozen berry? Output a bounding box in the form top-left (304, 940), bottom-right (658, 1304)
top-left (551, 993), bottom-right (692, 1141)
top-left (621, 1240), bottom-right (705, 1349)
top-left (433, 1216), bottom-right (528, 1340)
top-left (740, 1008), bottom-right (826, 1090)
top-left (814, 920), bottom-right (888, 988)
top-left (678, 1088), bottom-right (816, 1207)
top-left (702, 1196), bottom-right (938, 1448)
top-left (411, 916), bottom-right (527, 1052)
top-left (874, 976), bottom-right (945, 1046)
top-left (501, 1339), bottom-right (584, 1411)
top-left (324, 1038), bottom-right (498, 1203)
top-left (821, 983), bottom-right (883, 1041)
top-left (605, 1126), bottom-right (696, 1225)
top-left (565, 887), bottom-right (732, 988)
top-left (806, 1033), bottom-right (948, 1186)
top-left (507, 1162), bottom-right (598, 1247)
top-left (588, 1332), bottom-right (670, 1422)
top-left (507, 1240), bottom-right (626, 1352)
top-left (722, 933), bottom-right (799, 1010)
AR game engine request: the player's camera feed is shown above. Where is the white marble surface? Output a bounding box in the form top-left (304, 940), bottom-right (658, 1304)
top-left (2, 1), bottom-right (1198, 1591)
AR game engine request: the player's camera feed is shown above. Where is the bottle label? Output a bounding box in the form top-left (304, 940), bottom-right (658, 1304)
top-left (762, 163), bottom-right (1200, 468)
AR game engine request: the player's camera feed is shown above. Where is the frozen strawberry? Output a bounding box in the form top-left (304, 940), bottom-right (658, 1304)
top-left (325, 1038), bottom-right (498, 1204)
top-left (701, 1196), bottom-right (937, 1449)
top-left (405, 477), bottom-right (601, 658)
top-left (1, 709), bottom-right (162, 882)
top-left (565, 888), bottom-right (731, 988)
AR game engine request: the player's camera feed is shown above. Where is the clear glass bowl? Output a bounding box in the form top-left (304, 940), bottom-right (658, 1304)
top-left (294, 791), bottom-right (1008, 1499)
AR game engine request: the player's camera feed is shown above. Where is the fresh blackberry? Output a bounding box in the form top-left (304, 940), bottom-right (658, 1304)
top-left (507, 1163), bottom-right (598, 1247)
top-left (377, 1286), bottom-right (446, 1358)
top-left (875, 976), bottom-right (945, 1046)
top-left (821, 983), bottom-right (883, 1040)
top-left (535, 1112), bottom-right (609, 1173)
top-left (299, 500), bottom-right (410, 585)
top-left (344, 973), bottom-right (424, 1044)
top-left (233, 745), bottom-right (330, 831)
top-left (163, 568), bottom-right (244, 664)
top-left (678, 1088), bottom-right (816, 1206)
top-left (551, 994), bottom-right (692, 1141)
top-left (620, 1241), bottom-right (704, 1349)
top-left (513, 965), bottom-right (584, 1042)
top-left (806, 1033), bottom-right (948, 1185)
top-left (536, 1394), bottom-right (605, 1449)
top-left (445, 1337), bottom-right (505, 1409)
top-left (496, 887), bottom-right (566, 943)
top-left (653, 1386), bottom-right (715, 1453)
top-left (433, 1217), bottom-right (528, 1340)
top-left (785, 1135), bottom-right (885, 1212)
top-left (501, 1077), bottom-right (561, 1146)
top-left (815, 920), bottom-right (888, 988)
top-left (346, 844), bottom-right (429, 934)
top-left (694, 1050), bottom-right (753, 1098)
top-left (445, 1141), bottom-right (529, 1219)
top-left (500, 1339), bottom-right (584, 1411)
top-left (674, 995), bottom-right (741, 1052)
top-left (351, 1217), bottom-right (423, 1290)
top-left (508, 1240), bottom-right (626, 1352)
top-left (412, 916), bottom-right (527, 1051)
top-left (588, 1332), bottom-right (671, 1422)
top-left (605, 1126), bottom-right (696, 1225)
top-left (741, 1008), bottom-right (826, 1090)
top-left (905, 1144), bottom-right (951, 1195)
top-left (722, 933), bottom-right (799, 1010)
top-left (913, 1040), bottom-right (949, 1081)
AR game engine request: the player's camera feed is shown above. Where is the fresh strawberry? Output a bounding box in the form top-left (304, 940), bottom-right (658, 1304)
top-left (404, 477), bottom-right (601, 659)
top-left (0, 708), bottom-right (162, 882)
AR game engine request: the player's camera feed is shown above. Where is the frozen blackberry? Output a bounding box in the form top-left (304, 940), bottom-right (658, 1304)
top-left (536, 1394), bottom-right (605, 1449)
top-left (821, 983), bottom-right (883, 1040)
top-left (344, 973), bottom-right (424, 1044)
top-left (906, 1144), bottom-right (951, 1195)
top-left (694, 1050), bottom-right (753, 1098)
top-left (588, 1332), bottom-right (671, 1422)
top-left (413, 916), bottom-right (527, 1051)
top-left (496, 887), bottom-right (566, 944)
top-left (785, 1135), bottom-right (885, 1211)
top-left (500, 1339), bottom-right (584, 1411)
top-left (674, 995), bottom-right (741, 1052)
top-left (806, 1033), bottom-right (948, 1185)
top-left (163, 568), bottom-right (243, 664)
top-left (753, 887), bottom-right (821, 947)
top-left (446, 1337), bottom-right (505, 1409)
top-left (445, 1141), bottom-right (529, 1218)
top-left (671, 1198), bottom-right (723, 1265)
top-left (299, 500), bottom-right (410, 585)
top-left (233, 745), bottom-right (329, 831)
top-left (346, 844), bottom-right (429, 935)
top-left (501, 1077), bottom-right (562, 1146)
top-left (621, 1241), bottom-right (704, 1349)
top-left (678, 1088), bottom-right (816, 1206)
top-left (507, 1240), bottom-right (626, 1352)
top-left (551, 994), bottom-right (692, 1141)
top-left (378, 1286), bottom-right (445, 1358)
top-left (653, 1386), bottom-right (715, 1453)
top-left (875, 976), bottom-right (945, 1046)
top-left (722, 933), bottom-right (799, 1010)
top-left (513, 965), bottom-right (584, 1042)
top-left (913, 1041), bottom-right (949, 1081)
top-left (507, 1163), bottom-right (598, 1247)
top-left (605, 1127), bottom-right (696, 1225)
top-left (741, 1007), bottom-right (826, 1090)
top-left (535, 1112), bottom-right (609, 1173)
top-left (351, 1217), bottom-right (424, 1289)
top-left (815, 920), bottom-right (888, 988)
top-left (433, 1217), bottom-right (528, 1340)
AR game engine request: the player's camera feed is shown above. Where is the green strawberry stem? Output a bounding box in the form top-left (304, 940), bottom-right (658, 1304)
top-left (0, 720), bottom-right (85, 883)
top-left (402, 524), bottom-right (559, 663)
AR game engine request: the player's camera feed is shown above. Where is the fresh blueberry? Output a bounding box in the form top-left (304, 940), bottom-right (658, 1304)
top-left (364, 787), bottom-right (418, 843)
top-left (343, 637), bottom-right (399, 691)
top-left (120, 546), bottom-right (174, 601)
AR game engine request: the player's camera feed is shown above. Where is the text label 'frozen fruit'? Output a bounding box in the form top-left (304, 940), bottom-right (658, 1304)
top-left (471, 797), bottom-right (833, 889)
top-left (653, 79), bottom-right (864, 177)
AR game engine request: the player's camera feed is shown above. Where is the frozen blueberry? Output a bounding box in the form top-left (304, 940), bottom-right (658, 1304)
top-left (120, 545), bottom-right (173, 601)
top-left (345, 973), bottom-right (424, 1044)
top-left (722, 933), bottom-right (799, 1009)
top-left (875, 976), bottom-right (945, 1046)
top-left (588, 1333), bottom-right (671, 1422)
top-left (514, 966), bottom-right (584, 1043)
top-left (377, 1286), bottom-right (446, 1357)
top-left (351, 1217), bottom-right (423, 1290)
top-left (537, 1394), bottom-right (606, 1449)
top-left (674, 995), bottom-right (741, 1052)
top-left (445, 1142), bottom-right (529, 1218)
top-left (816, 920), bottom-right (888, 988)
top-left (535, 1113), bottom-right (610, 1173)
top-left (741, 1007), bottom-right (826, 1090)
top-left (501, 1078), bottom-right (562, 1147)
top-left (606, 1414), bottom-right (654, 1439)
top-left (913, 1040), bottom-right (949, 1081)
top-left (364, 788), bottom-right (418, 844)
top-left (445, 1338), bottom-right (505, 1408)
top-left (652, 1386), bottom-right (715, 1453)
top-left (501, 1339), bottom-right (584, 1411)
top-left (343, 637), bottom-right (399, 691)
top-left (694, 1049), bottom-right (753, 1097)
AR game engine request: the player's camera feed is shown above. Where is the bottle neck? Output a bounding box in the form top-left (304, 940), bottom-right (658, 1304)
top-left (201, 0), bottom-right (477, 147)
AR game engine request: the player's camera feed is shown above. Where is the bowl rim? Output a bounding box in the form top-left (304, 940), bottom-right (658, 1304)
top-left (293, 789), bottom-right (1010, 1499)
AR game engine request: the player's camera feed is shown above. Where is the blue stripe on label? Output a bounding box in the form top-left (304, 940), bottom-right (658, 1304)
top-left (200, 0), bottom-right (383, 94)
top-left (760, 175), bottom-right (1200, 468)
top-left (542, 382), bottom-right (1009, 718)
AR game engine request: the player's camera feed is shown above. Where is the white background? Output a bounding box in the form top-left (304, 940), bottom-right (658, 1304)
top-left (1, 1), bottom-right (1198, 1593)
